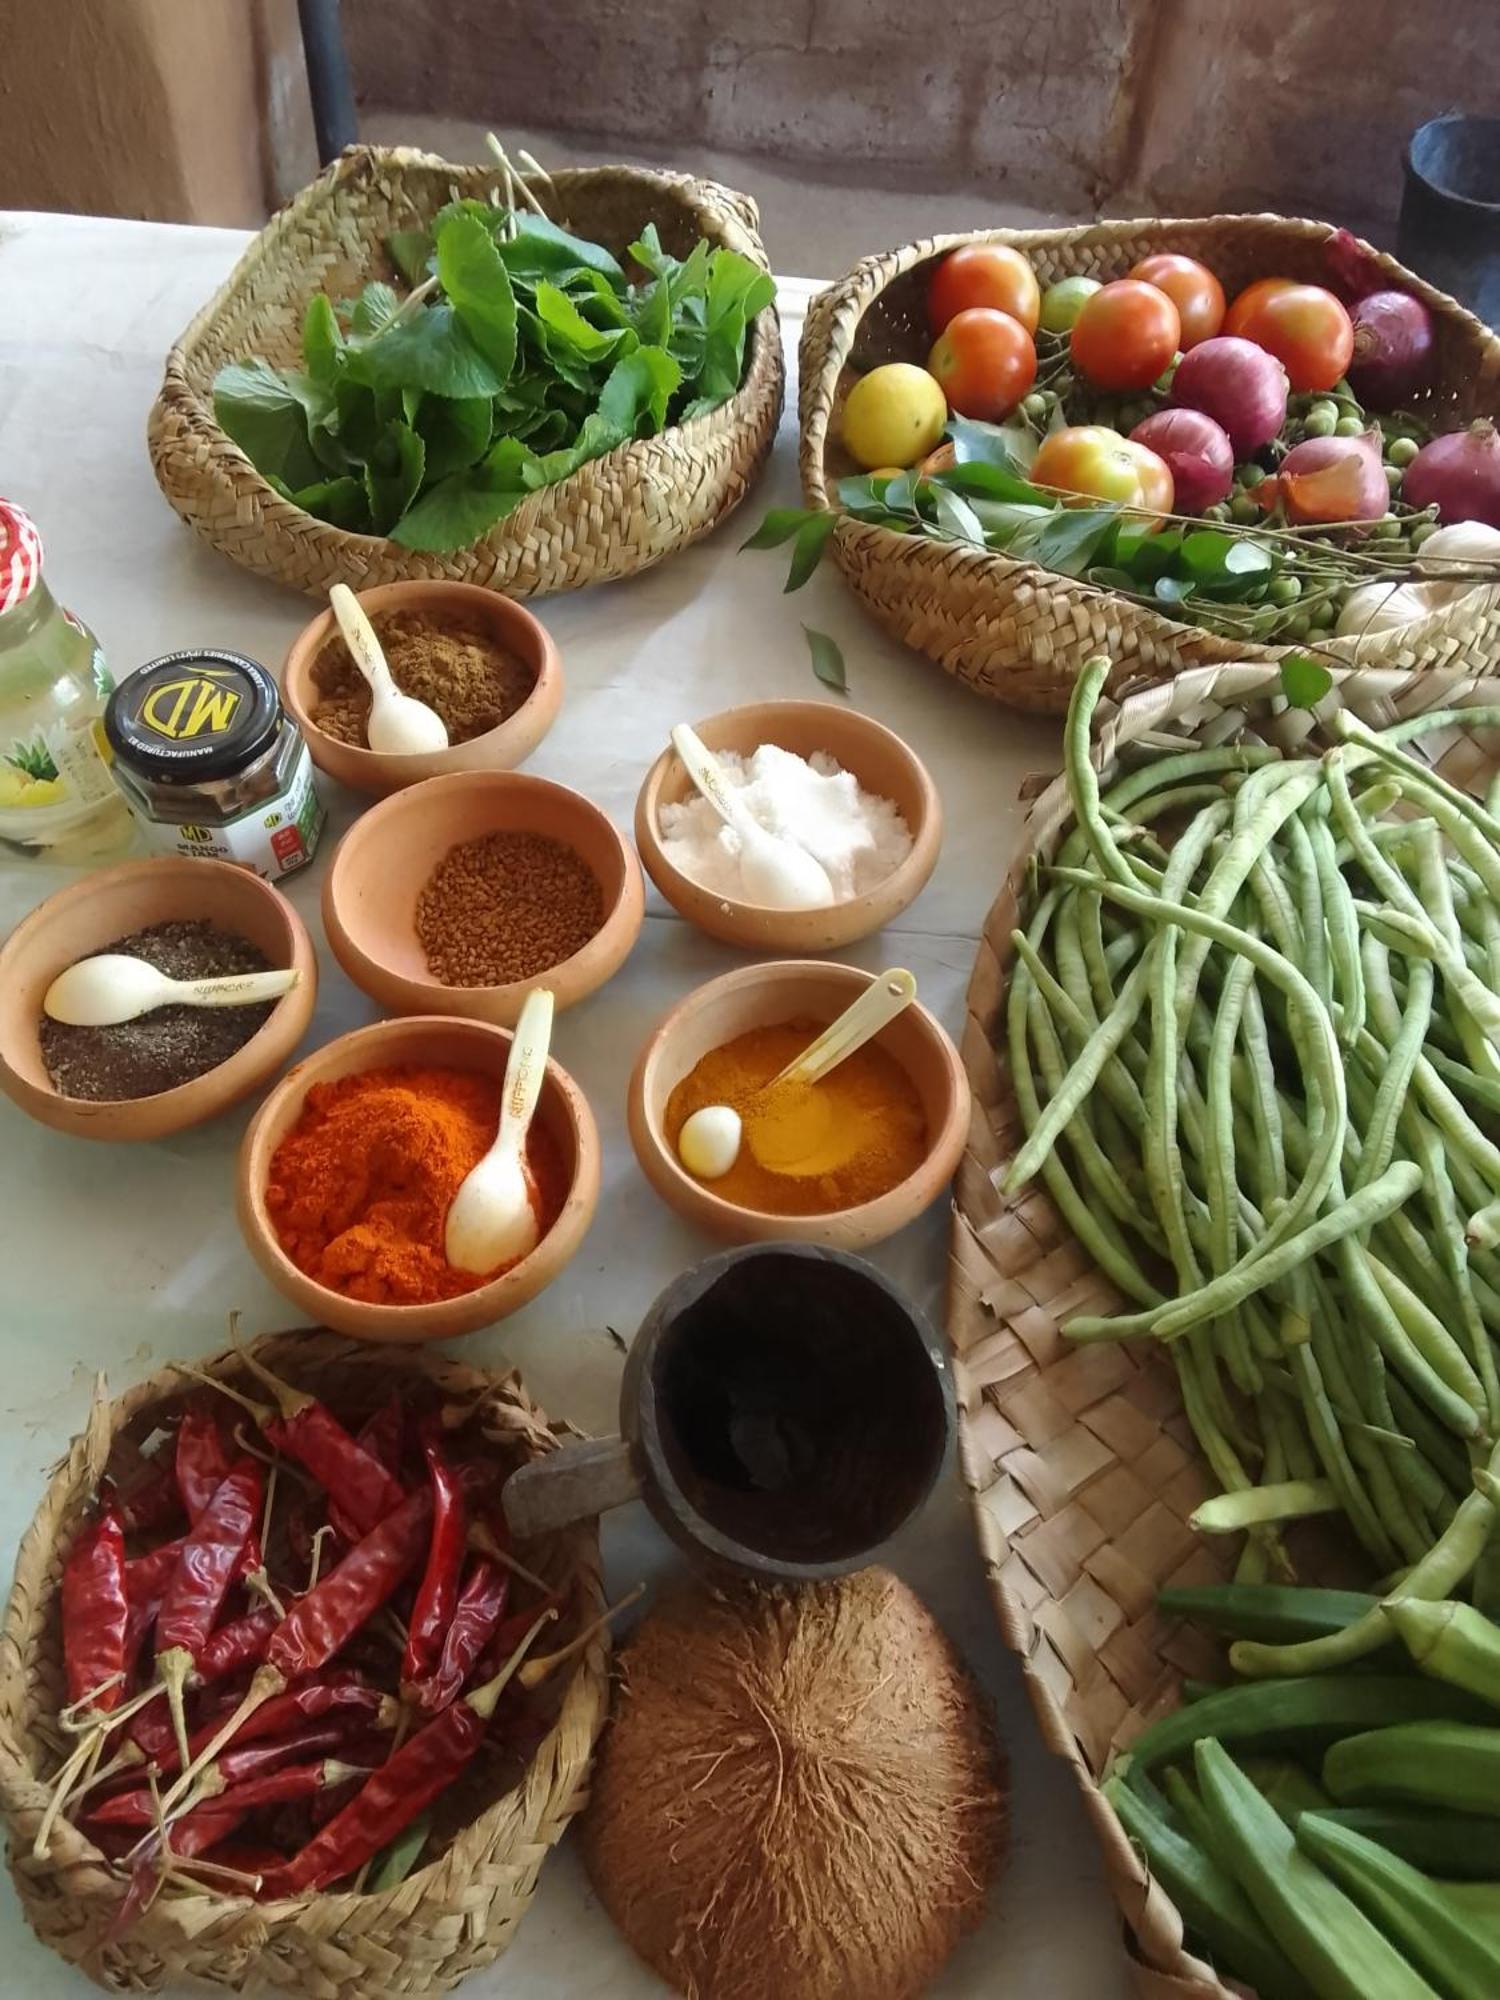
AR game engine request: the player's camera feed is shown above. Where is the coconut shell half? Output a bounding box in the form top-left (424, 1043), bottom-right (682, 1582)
top-left (581, 1566), bottom-right (1008, 2000)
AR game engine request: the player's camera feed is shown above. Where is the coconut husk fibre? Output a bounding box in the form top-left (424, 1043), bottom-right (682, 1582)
top-left (581, 1566), bottom-right (1008, 2000)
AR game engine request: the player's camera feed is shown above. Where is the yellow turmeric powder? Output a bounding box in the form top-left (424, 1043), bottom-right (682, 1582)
top-left (664, 1020), bottom-right (927, 1215)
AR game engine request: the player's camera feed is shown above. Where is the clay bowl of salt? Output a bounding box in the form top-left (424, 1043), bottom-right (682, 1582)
top-left (282, 580), bottom-right (563, 798)
top-left (633, 701), bottom-right (942, 952)
top-left (627, 959), bottom-right (969, 1251)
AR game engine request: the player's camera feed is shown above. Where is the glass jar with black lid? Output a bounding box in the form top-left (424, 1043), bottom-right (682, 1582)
top-left (104, 649), bottom-right (324, 878)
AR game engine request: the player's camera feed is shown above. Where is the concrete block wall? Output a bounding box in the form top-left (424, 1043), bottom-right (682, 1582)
top-left (346, 0), bottom-right (1500, 238)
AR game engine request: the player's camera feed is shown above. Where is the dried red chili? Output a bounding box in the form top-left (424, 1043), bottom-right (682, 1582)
top-left (265, 1488), bottom-right (431, 1682)
top-left (175, 1404), bottom-right (266, 1584)
top-left (194, 1605), bottom-right (279, 1684)
top-left (260, 1612), bottom-right (557, 1896)
top-left (411, 1558), bottom-right (508, 1714)
top-left (105, 1462), bottom-right (181, 1536)
top-left (132, 1677), bottom-right (392, 1776)
top-left (402, 1422), bottom-right (465, 1694)
top-left (234, 1351), bottom-right (405, 1538)
top-left (61, 1505), bottom-right (130, 1715)
top-left (155, 1458), bottom-right (263, 1765)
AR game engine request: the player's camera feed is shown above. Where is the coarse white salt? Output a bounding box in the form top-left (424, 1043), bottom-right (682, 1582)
top-left (658, 743), bottom-right (914, 903)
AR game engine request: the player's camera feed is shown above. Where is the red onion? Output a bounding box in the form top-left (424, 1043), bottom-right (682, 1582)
top-left (1347, 291), bottom-right (1436, 409)
top-left (1171, 337), bottom-right (1289, 456)
top-left (1324, 228), bottom-right (1386, 303)
top-left (1128, 408), bottom-right (1234, 513)
top-left (1404, 420), bottom-right (1500, 528)
top-left (1275, 429), bottom-right (1388, 524)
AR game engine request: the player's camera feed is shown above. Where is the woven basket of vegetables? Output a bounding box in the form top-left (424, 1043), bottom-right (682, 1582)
top-left (950, 657), bottom-right (1500, 1995)
top-left (0, 1328), bottom-right (607, 1997)
top-left (797, 214), bottom-right (1500, 714)
top-left (148, 145), bottom-right (783, 597)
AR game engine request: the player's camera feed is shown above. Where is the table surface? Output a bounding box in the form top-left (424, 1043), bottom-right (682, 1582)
top-left (0, 210), bottom-right (1132, 1999)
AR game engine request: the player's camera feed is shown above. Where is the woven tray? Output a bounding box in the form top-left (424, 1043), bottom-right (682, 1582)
top-left (0, 1328), bottom-right (607, 1997)
top-left (947, 660), bottom-right (1500, 1997)
top-left (149, 146), bottom-right (784, 598)
top-left (799, 215), bottom-right (1500, 715)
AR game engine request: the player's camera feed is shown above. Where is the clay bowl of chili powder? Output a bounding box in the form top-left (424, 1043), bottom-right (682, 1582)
top-left (237, 1013), bottom-right (601, 1341)
top-left (282, 581), bottom-right (563, 798)
top-left (0, 855), bottom-right (317, 1142)
top-left (627, 959), bottom-right (969, 1251)
top-left (322, 768), bottom-right (645, 1029)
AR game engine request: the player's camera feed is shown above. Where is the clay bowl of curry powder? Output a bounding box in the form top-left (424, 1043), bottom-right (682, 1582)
top-left (237, 1013), bottom-right (601, 1340)
top-left (628, 960), bottom-right (970, 1250)
top-left (282, 580), bottom-right (562, 797)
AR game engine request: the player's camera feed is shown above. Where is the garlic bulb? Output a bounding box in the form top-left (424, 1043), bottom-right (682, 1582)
top-left (1335, 580), bottom-right (1436, 637)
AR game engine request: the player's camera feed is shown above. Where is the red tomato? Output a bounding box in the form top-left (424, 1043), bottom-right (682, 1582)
top-left (1033, 426), bottom-right (1155, 506)
top-left (1121, 438), bottom-right (1175, 513)
top-left (1230, 283), bottom-right (1355, 393)
top-left (1128, 253), bottom-right (1225, 350)
top-left (1224, 276), bottom-right (1297, 338)
top-left (927, 308), bottom-right (1037, 420)
top-left (1070, 281), bottom-right (1181, 392)
top-left (928, 244), bottom-right (1041, 336)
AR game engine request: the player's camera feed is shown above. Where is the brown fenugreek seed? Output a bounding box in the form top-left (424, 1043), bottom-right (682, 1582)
top-left (415, 830), bottom-right (604, 987)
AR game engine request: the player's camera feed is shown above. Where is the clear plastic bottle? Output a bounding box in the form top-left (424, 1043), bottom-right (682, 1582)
top-left (0, 500), bottom-right (132, 862)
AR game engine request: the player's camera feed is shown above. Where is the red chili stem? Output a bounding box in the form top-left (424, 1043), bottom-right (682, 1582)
top-left (401, 1423), bottom-right (465, 1693)
top-left (61, 1506), bottom-right (130, 1716)
top-left (265, 1488), bottom-right (432, 1682)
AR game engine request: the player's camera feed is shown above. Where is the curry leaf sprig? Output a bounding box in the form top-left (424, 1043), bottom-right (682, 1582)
top-left (212, 207), bottom-right (774, 553)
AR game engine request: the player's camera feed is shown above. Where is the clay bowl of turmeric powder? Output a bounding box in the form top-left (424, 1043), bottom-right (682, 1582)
top-left (236, 1013), bottom-right (601, 1341)
top-left (627, 960), bottom-right (969, 1250)
top-left (282, 581), bottom-right (563, 797)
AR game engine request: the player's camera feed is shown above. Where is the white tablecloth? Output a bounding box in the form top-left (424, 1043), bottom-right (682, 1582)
top-left (0, 211), bottom-right (1131, 1998)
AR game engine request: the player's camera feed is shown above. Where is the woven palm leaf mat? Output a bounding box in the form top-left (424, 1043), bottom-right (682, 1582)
top-left (149, 146), bottom-right (784, 599)
top-left (0, 1330), bottom-right (607, 1997)
top-left (800, 213), bottom-right (1500, 713)
top-left (946, 659), bottom-right (1500, 1996)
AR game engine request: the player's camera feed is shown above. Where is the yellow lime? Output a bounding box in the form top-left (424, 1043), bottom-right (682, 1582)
top-left (841, 364), bottom-right (948, 471)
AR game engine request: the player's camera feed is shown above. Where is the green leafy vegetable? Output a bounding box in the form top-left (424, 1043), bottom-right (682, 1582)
top-left (804, 626), bottom-right (848, 694)
top-left (214, 200), bottom-right (771, 552)
top-left (1280, 654), bottom-right (1335, 708)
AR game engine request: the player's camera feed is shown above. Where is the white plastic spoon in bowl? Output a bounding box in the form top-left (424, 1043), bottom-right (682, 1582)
top-left (43, 955), bottom-right (300, 1028)
top-left (329, 582), bottom-right (450, 755)
top-left (445, 986), bottom-right (555, 1274)
top-left (670, 723), bottom-right (834, 910)
top-left (676, 969), bottom-right (918, 1179)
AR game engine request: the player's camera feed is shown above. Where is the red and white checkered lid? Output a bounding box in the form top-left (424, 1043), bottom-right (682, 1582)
top-left (0, 501), bottom-right (44, 615)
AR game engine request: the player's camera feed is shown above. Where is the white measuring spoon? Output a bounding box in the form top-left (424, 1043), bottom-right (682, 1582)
top-left (677, 969), bottom-right (918, 1179)
top-left (446, 987), bottom-right (555, 1273)
top-left (43, 955), bottom-right (300, 1027)
top-left (329, 583), bottom-right (450, 755)
top-left (670, 724), bottom-right (834, 910)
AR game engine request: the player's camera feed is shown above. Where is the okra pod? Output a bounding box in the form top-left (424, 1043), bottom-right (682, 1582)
top-left (1296, 1810), bottom-right (1500, 1998)
top-left (1319, 1807), bottom-right (1500, 1880)
top-left (1385, 1597), bottom-right (1500, 1710)
top-left (1194, 1739), bottom-right (1440, 1999)
top-left (1323, 1720), bottom-right (1500, 1815)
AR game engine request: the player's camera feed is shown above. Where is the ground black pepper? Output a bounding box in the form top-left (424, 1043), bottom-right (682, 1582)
top-left (40, 920), bottom-right (276, 1101)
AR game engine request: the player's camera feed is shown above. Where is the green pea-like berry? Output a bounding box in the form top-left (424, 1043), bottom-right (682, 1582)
top-left (1230, 494), bottom-right (1260, 524)
top-left (1335, 414), bottom-right (1365, 437)
top-left (1304, 403), bottom-right (1339, 437)
top-left (1269, 575), bottom-right (1303, 606)
top-left (1386, 434), bottom-right (1420, 467)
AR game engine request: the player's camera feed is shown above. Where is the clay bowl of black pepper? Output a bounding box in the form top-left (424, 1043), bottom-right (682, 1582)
top-left (282, 580), bottom-right (563, 798)
top-left (322, 768), bottom-right (646, 1027)
top-left (0, 855), bottom-right (317, 1142)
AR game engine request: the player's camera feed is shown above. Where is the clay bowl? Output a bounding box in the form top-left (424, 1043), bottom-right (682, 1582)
top-left (237, 1013), bottom-right (601, 1341)
top-left (282, 580), bottom-right (563, 797)
top-left (323, 768), bottom-right (645, 1027)
top-left (0, 856), bottom-right (317, 1142)
top-left (627, 959), bottom-right (969, 1250)
top-left (633, 699), bottom-right (942, 951)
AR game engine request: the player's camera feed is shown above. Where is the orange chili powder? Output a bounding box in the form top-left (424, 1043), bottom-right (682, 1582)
top-left (265, 1064), bottom-right (567, 1306)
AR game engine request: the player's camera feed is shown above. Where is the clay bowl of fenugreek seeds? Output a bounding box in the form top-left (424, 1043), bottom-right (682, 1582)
top-left (282, 580), bottom-right (563, 797)
top-left (322, 768), bottom-right (645, 1026)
